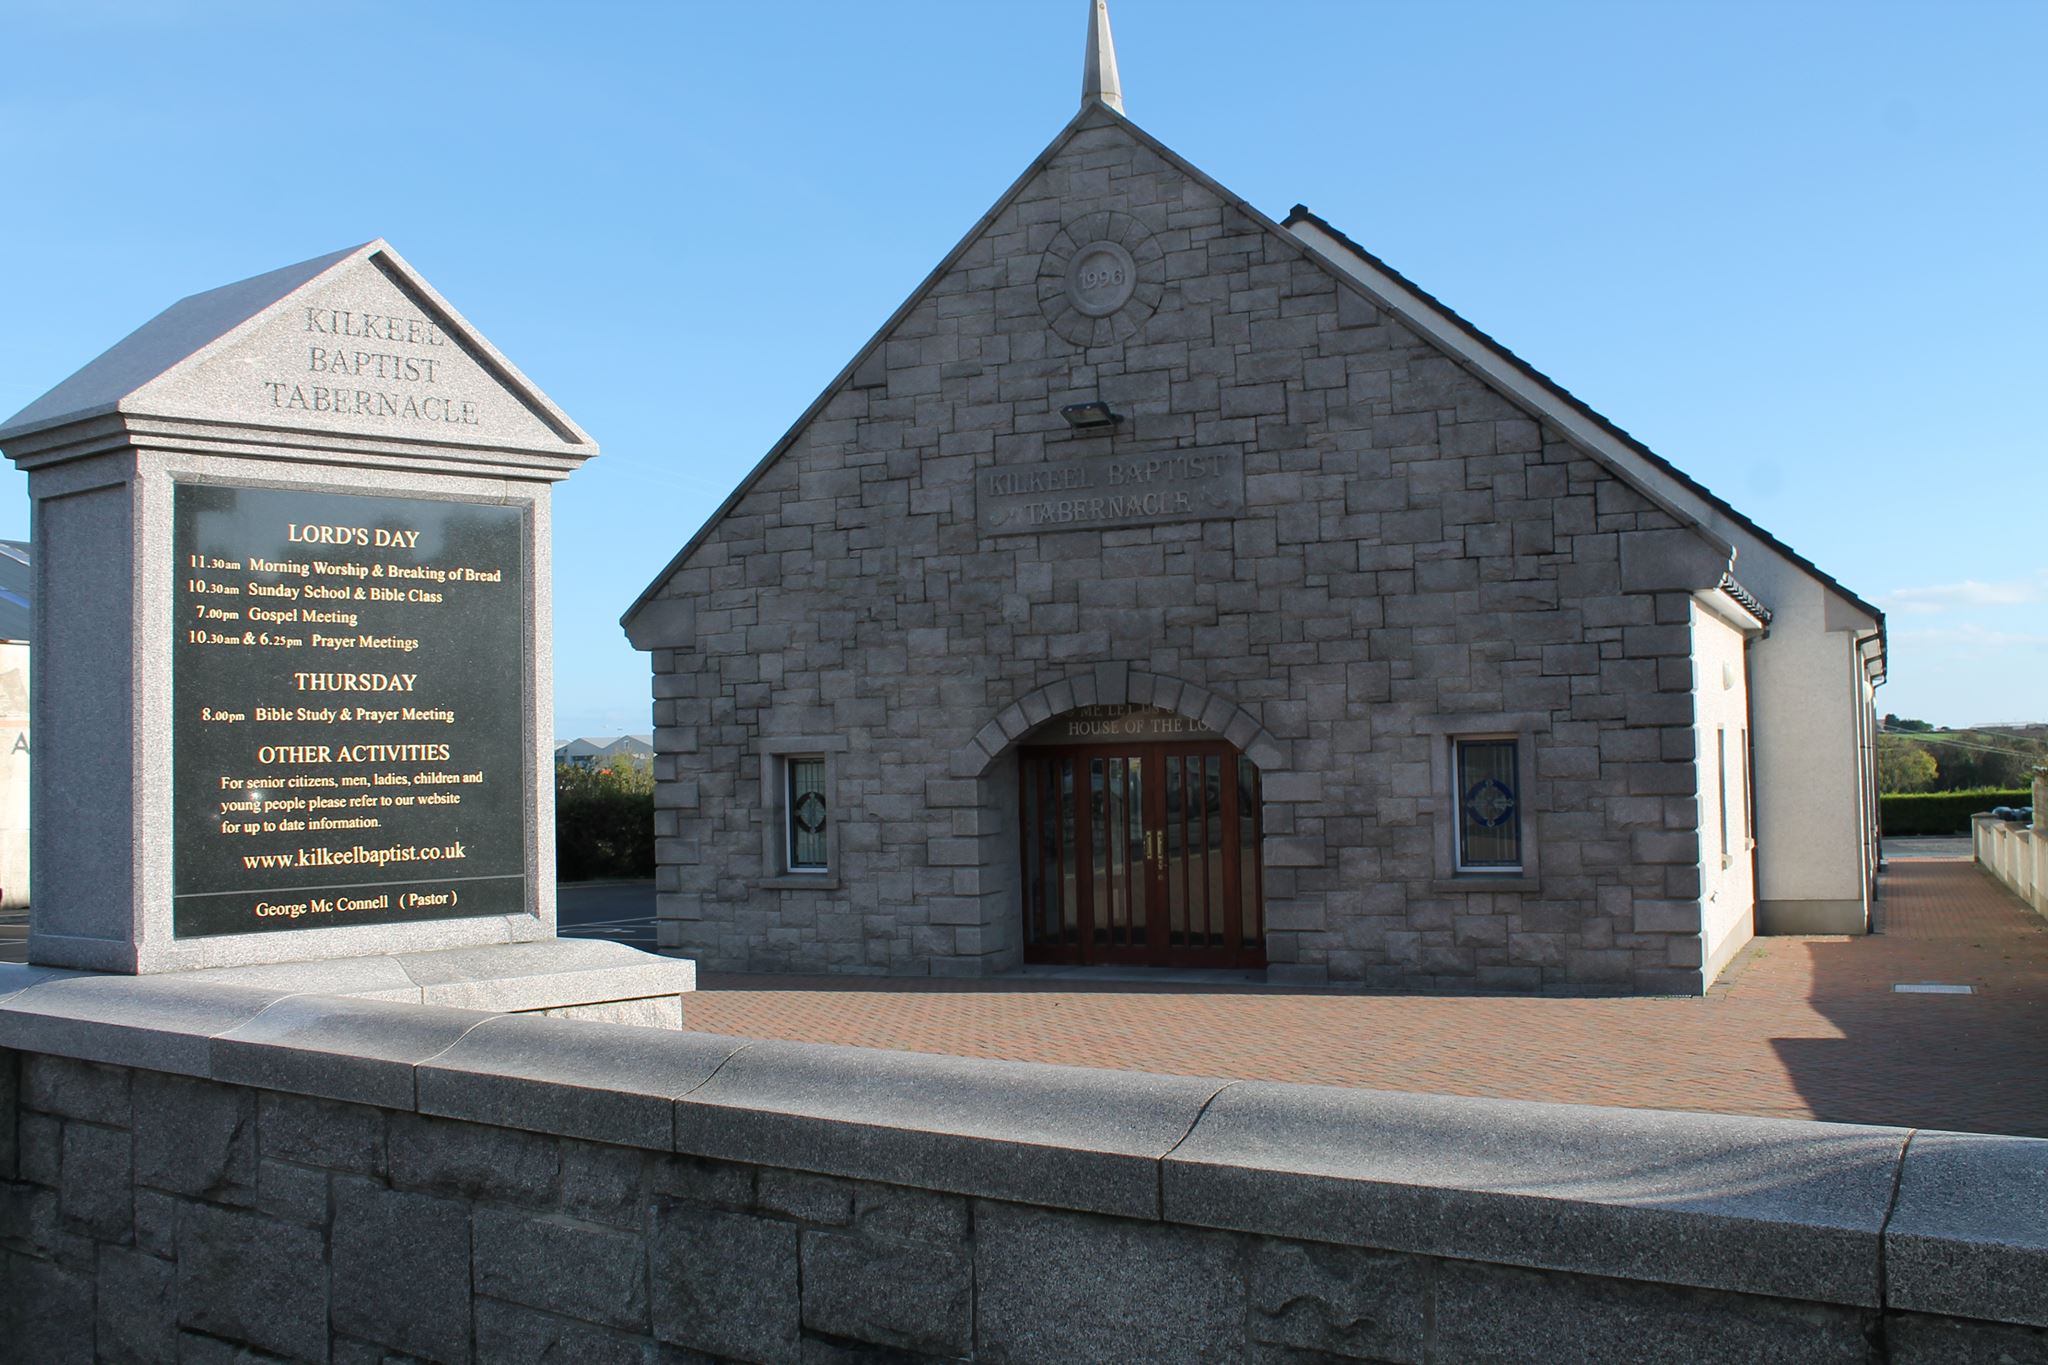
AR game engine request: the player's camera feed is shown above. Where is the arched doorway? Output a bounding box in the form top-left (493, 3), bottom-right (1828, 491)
top-left (1017, 706), bottom-right (1265, 968)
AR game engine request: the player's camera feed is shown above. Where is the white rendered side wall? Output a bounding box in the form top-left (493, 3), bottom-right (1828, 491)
top-left (1717, 547), bottom-right (1872, 929)
top-left (1555, 475), bottom-right (1873, 924)
top-left (1856, 667), bottom-right (1881, 903)
top-left (1551, 475), bottom-right (1877, 923)
top-left (1693, 605), bottom-right (1755, 980)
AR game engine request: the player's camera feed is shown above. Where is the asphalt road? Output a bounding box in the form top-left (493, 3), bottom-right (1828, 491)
top-left (556, 879), bottom-right (658, 952)
top-left (1882, 835), bottom-right (1974, 860)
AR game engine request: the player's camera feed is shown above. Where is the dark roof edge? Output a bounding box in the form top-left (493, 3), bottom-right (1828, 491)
top-left (622, 105), bottom-right (1122, 630)
top-left (1041, 125), bottom-right (1744, 569)
top-left (1718, 573), bottom-right (1773, 626)
top-left (1282, 204), bottom-right (1885, 628)
top-left (1035, 123), bottom-right (1752, 579)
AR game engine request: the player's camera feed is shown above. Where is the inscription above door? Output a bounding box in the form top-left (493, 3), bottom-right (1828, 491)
top-left (1023, 704), bottom-right (1221, 745)
top-left (977, 450), bottom-right (1245, 537)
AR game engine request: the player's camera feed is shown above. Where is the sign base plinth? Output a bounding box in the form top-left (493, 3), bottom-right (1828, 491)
top-left (173, 937), bottom-right (696, 1026)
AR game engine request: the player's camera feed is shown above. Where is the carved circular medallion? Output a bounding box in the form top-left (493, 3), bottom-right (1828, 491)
top-left (1037, 210), bottom-right (1164, 347)
top-left (1068, 241), bottom-right (1137, 316)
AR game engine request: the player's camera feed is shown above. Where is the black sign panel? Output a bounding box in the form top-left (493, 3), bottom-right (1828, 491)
top-left (172, 485), bottom-right (527, 937)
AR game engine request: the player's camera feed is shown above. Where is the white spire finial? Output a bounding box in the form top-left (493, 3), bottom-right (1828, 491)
top-left (1082, 0), bottom-right (1124, 113)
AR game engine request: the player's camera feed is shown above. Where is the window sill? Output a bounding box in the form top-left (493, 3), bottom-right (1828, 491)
top-left (759, 874), bottom-right (841, 891)
top-left (1433, 875), bottom-right (1538, 893)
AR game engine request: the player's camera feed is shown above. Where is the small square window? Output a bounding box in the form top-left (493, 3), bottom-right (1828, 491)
top-left (785, 756), bottom-right (829, 872)
top-left (1455, 738), bottom-right (1521, 872)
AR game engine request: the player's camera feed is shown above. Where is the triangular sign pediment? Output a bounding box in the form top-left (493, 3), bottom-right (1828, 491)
top-left (1, 242), bottom-right (590, 455)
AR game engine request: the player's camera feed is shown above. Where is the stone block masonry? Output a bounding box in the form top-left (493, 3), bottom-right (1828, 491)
top-left (630, 105), bottom-right (1730, 991)
top-left (2, 970), bottom-right (2045, 1362)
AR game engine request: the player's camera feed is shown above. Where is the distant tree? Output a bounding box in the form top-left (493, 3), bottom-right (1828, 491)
top-left (597, 750), bottom-right (654, 797)
top-left (1883, 714), bottom-right (1935, 734)
top-left (1918, 734), bottom-right (2039, 791)
top-left (555, 757), bottom-right (654, 880)
top-left (556, 752), bottom-right (653, 800)
top-left (1877, 735), bottom-right (1938, 793)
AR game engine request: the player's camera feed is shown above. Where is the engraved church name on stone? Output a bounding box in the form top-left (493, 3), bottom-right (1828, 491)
top-left (978, 448), bottom-right (1245, 535)
top-left (259, 303), bottom-right (481, 427)
top-left (1034, 704), bottom-right (1222, 743)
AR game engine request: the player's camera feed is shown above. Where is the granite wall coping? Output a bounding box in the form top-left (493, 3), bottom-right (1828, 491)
top-left (1163, 1079), bottom-right (1908, 1307)
top-left (1886, 1130), bottom-right (2048, 1329)
top-left (672, 1038), bottom-right (1229, 1221)
top-left (1, 962), bottom-right (2040, 1326)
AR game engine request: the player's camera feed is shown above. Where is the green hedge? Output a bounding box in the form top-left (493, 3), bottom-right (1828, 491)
top-left (1881, 788), bottom-right (2031, 837)
top-left (555, 761), bottom-right (655, 881)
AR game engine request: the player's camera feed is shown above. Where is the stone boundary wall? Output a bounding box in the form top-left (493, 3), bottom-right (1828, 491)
top-left (1, 967), bottom-right (2044, 1363)
top-left (1976, 813), bottom-right (2047, 918)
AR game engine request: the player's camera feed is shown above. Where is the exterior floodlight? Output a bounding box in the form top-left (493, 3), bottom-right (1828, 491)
top-left (1060, 401), bottom-right (1124, 429)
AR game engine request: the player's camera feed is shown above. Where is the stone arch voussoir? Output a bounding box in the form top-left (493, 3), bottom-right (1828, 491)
top-left (950, 665), bottom-right (1292, 783)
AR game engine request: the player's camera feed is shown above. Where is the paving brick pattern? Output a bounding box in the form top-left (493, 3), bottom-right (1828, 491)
top-left (688, 858), bottom-right (2048, 1137)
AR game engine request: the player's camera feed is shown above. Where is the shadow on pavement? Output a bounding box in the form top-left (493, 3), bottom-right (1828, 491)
top-left (1769, 856), bottom-right (2048, 1137)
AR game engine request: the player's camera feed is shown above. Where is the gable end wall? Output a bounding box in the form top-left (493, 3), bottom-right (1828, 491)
top-left (642, 116), bottom-right (1717, 993)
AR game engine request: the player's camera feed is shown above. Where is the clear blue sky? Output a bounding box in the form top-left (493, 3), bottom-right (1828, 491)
top-left (3, 0), bottom-right (2042, 733)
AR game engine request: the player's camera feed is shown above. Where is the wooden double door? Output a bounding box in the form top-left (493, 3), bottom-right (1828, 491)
top-left (1019, 741), bottom-right (1265, 968)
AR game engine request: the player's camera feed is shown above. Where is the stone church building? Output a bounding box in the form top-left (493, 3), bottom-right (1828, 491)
top-left (625, 3), bottom-right (1886, 993)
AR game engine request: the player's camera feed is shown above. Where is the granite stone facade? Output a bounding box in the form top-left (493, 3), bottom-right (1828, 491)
top-left (629, 106), bottom-right (1771, 993)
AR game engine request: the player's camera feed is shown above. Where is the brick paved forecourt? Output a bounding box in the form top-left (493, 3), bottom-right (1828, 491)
top-left (686, 857), bottom-right (2048, 1140)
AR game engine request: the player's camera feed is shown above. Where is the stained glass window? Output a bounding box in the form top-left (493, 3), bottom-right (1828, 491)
top-left (787, 757), bottom-right (828, 871)
top-left (1456, 739), bottom-right (1520, 870)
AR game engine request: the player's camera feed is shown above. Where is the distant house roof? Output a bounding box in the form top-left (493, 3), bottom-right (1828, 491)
top-left (0, 542), bottom-right (30, 643)
top-left (554, 735), bottom-right (653, 760)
